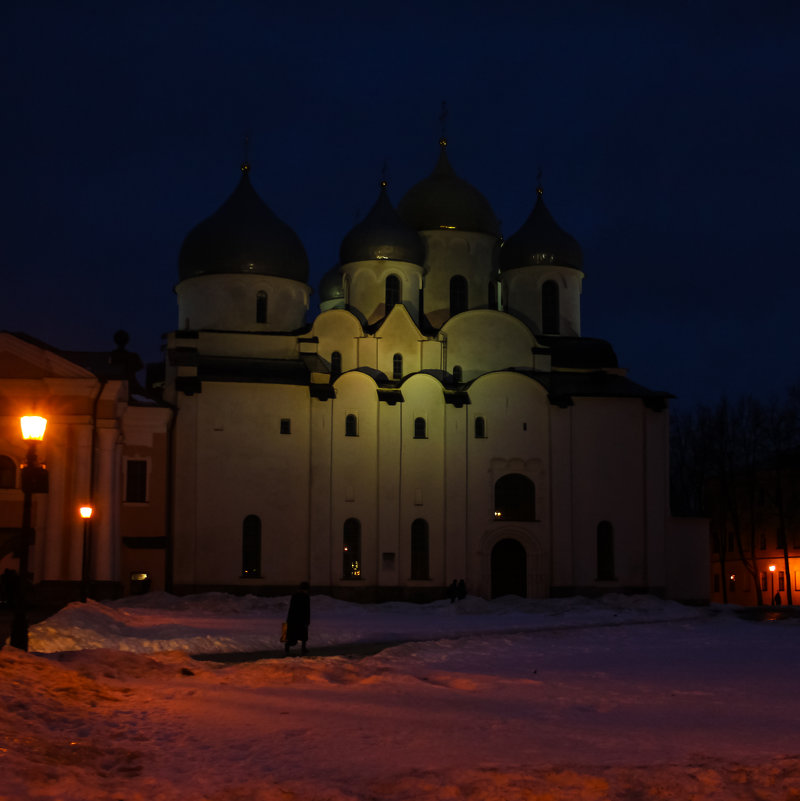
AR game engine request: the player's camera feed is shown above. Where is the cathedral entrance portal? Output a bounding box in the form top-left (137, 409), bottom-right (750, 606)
top-left (491, 538), bottom-right (527, 598)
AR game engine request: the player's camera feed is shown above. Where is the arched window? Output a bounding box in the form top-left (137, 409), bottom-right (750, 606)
top-left (393, 353), bottom-right (403, 381)
top-left (542, 280), bottom-right (560, 334)
top-left (0, 455), bottom-right (15, 489)
top-left (450, 275), bottom-right (468, 316)
top-left (411, 518), bottom-right (430, 580)
top-left (331, 351), bottom-right (342, 375)
top-left (256, 291), bottom-right (267, 324)
top-left (414, 417), bottom-right (427, 439)
top-left (494, 474), bottom-right (535, 521)
top-left (343, 518), bottom-right (361, 579)
top-left (345, 414), bottom-right (358, 437)
top-left (488, 281), bottom-right (497, 310)
top-left (597, 521), bottom-right (615, 580)
top-left (474, 416), bottom-right (486, 438)
top-left (242, 515), bottom-right (261, 578)
top-left (385, 275), bottom-right (401, 313)
top-left (453, 365), bottom-right (462, 382)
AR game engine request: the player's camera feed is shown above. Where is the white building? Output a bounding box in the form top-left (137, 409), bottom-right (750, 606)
top-left (163, 143), bottom-right (708, 602)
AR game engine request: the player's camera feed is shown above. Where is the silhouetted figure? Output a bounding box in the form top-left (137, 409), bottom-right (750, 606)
top-left (447, 579), bottom-right (458, 603)
top-left (285, 581), bottom-right (311, 655)
top-left (1, 569), bottom-right (19, 609)
top-left (457, 579), bottom-right (467, 600)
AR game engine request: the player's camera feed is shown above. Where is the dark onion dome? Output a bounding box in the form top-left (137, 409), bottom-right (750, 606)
top-left (397, 140), bottom-right (500, 237)
top-left (499, 188), bottom-right (583, 272)
top-left (178, 164), bottom-right (309, 283)
top-left (339, 181), bottom-right (425, 266)
top-left (319, 263), bottom-right (344, 302)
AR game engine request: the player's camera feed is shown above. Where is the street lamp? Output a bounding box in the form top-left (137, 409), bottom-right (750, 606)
top-left (769, 564), bottom-right (776, 606)
top-left (79, 505), bottom-right (93, 602)
top-left (10, 415), bottom-right (49, 651)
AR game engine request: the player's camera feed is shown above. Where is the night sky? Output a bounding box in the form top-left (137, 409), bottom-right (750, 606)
top-left (2, 1), bottom-right (798, 410)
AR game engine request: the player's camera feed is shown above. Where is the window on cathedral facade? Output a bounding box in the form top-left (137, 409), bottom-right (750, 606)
top-left (242, 515), bottom-right (261, 578)
top-left (0, 455), bottom-right (15, 489)
top-left (596, 521), bottom-right (615, 580)
top-left (345, 414), bottom-right (358, 437)
top-left (125, 460), bottom-right (148, 503)
top-left (411, 518), bottom-right (430, 580)
top-left (453, 365), bottom-right (462, 382)
top-left (393, 353), bottom-right (403, 380)
top-left (542, 280), bottom-right (559, 334)
top-left (488, 281), bottom-right (497, 310)
top-left (450, 275), bottom-right (468, 316)
top-left (493, 473), bottom-right (535, 521)
top-left (280, 419), bottom-right (291, 435)
top-left (474, 416), bottom-right (486, 438)
top-left (414, 417), bottom-right (427, 439)
top-left (331, 351), bottom-right (342, 375)
top-left (256, 291), bottom-right (267, 324)
top-left (385, 275), bottom-right (401, 313)
top-left (343, 518), bottom-right (361, 579)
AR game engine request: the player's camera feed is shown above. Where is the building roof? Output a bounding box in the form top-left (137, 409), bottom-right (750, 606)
top-left (178, 164), bottom-right (309, 283)
top-left (398, 140), bottom-right (500, 237)
top-left (500, 189), bottom-right (583, 272)
top-left (339, 182), bottom-right (425, 266)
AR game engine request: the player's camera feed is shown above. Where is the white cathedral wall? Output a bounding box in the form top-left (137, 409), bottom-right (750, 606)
top-left (418, 231), bottom-right (499, 327)
top-left (176, 274), bottom-right (310, 333)
top-left (174, 382), bottom-right (312, 587)
top-left (500, 266), bottom-right (583, 336)
top-left (442, 311), bottom-right (536, 380)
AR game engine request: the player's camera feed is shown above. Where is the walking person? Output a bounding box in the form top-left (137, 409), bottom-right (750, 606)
top-left (285, 581), bottom-right (310, 656)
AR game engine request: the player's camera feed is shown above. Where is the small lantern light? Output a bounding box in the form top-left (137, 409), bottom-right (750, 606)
top-left (79, 506), bottom-right (94, 519)
top-left (20, 416), bottom-right (47, 441)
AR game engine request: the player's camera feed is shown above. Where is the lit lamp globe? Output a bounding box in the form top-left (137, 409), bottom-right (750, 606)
top-left (79, 506), bottom-right (94, 519)
top-left (21, 415), bottom-right (47, 441)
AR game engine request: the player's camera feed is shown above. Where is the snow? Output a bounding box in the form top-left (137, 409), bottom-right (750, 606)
top-left (1, 593), bottom-right (798, 800)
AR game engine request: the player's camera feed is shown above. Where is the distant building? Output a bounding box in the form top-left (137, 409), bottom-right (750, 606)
top-left (0, 141), bottom-right (708, 604)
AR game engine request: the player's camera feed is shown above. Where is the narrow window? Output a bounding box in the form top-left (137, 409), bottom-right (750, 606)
top-left (343, 518), bottom-right (361, 579)
top-left (597, 521), bottom-right (615, 580)
top-left (125, 460), bottom-right (148, 503)
top-left (474, 416), bottom-right (486, 438)
top-left (345, 414), bottom-right (358, 437)
top-left (385, 275), bottom-right (401, 313)
top-left (713, 573), bottom-right (720, 593)
top-left (779, 571), bottom-right (786, 591)
top-left (488, 281), bottom-right (497, 310)
top-left (542, 280), bottom-right (559, 334)
top-left (0, 455), bottom-right (15, 489)
top-left (242, 515), bottom-right (261, 577)
top-left (411, 519), bottom-right (430, 580)
top-left (331, 351), bottom-right (342, 375)
top-left (453, 365), bottom-right (462, 382)
top-left (450, 275), bottom-right (468, 316)
top-left (494, 474), bottom-right (535, 521)
top-left (393, 353), bottom-right (403, 380)
top-left (256, 291), bottom-right (267, 324)
top-left (414, 417), bottom-right (426, 439)
top-left (761, 572), bottom-right (768, 592)
top-left (280, 418), bottom-right (291, 435)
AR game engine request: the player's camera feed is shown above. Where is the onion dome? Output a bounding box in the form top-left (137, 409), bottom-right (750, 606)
top-left (398, 140), bottom-right (500, 237)
top-left (319, 263), bottom-right (344, 303)
top-left (339, 181), bottom-right (425, 266)
top-left (500, 187), bottom-right (583, 272)
top-left (178, 164), bottom-right (309, 283)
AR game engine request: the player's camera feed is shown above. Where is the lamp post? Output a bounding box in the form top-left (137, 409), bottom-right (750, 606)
top-left (10, 415), bottom-right (48, 651)
top-left (769, 564), bottom-right (776, 606)
top-left (79, 505), bottom-right (93, 602)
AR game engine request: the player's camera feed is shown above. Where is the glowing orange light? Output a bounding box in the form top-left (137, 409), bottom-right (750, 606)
top-left (769, 565), bottom-right (776, 572)
top-left (79, 506), bottom-right (94, 519)
top-left (20, 415), bottom-right (47, 441)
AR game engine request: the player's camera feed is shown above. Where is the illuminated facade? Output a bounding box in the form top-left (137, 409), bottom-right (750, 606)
top-left (163, 144), bottom-right (708, 601)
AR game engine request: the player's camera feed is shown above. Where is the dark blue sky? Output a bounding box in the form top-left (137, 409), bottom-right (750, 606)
top-left (2, 1), bottom-right (798, 410)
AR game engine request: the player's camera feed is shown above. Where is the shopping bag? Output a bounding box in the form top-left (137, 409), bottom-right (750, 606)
top-left (280, 622), bottom-right (288, 643)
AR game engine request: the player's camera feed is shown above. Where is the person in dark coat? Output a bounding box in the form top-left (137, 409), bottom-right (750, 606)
top-left (447, 579), bottom-right (458, 603)
top-left (457, 579), bottom-right (467, 600)
top-left (285, 581), bottom-right (310, 655)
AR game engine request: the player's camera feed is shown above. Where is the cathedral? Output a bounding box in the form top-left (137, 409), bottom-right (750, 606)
top-left (0, 140), bottom-right (708, 605)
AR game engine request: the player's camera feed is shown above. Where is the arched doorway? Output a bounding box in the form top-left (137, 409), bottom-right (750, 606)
top-left (491, 538), bottom-right (527, 598)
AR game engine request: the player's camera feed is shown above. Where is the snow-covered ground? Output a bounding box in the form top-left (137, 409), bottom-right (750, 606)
top-left (2, 592), bottom-right (798, 800)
